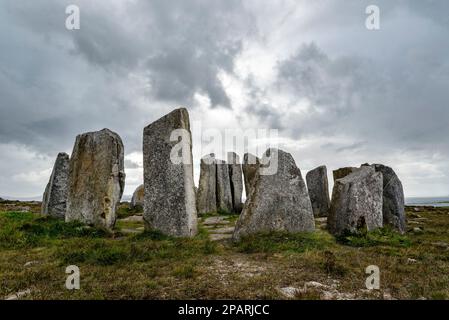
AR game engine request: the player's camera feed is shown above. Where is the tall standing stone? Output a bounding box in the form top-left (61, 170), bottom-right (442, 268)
top-left (333, 167), bottom-right (358, 182)
top-left (372, 164), bottom-right (406, 233)
top-left (306, 165), bottom-right (331, 217)
top-left (228, 152), bottom-right (243, 213)
top-left (42, 152), bottom-right (70, 219)
top-left (328, 166), bottom-right (383, 236)
top-left (233, 149), bottom-right (315, 240)
top-left (130, 184), bottom-right (144, 210)
top-left (197, 154), bottom-right (217, 214)
top-left (143, 108), bottom-right (197, 237)
top-left (216, 159), bottom-right (233, 213)
top-left (66, 129), bottom-right (125, 229)
top-left (242, 153), bottom-right (260, 198)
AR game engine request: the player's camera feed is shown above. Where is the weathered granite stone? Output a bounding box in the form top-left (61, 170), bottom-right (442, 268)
top-left (42, 152), bottom-right (70, 219)
top-left (143, 108), bottom-right (197, 237)
top-left (328, 166), bottom-right (383, 236)
top-left (228, 152), bottom-right (243, 213)
top-left (333, 167), bottom-right (358, 181)
top-left (306, 165), bottom-right (331, 217)
top-left (373, 164), bottom-right (406, 234)
top-left (130, 184), bottom-right (144, 210)
top-left (66, 129), bottom-right (125, 229)
top-left (197, 154), bottom-right (217, 214)
top-left (242, 153), bottom-right (260, 198)
top-left (216, 159), bottom-right (233, 213)
top-left (233, 149), bottom-right (315, 240)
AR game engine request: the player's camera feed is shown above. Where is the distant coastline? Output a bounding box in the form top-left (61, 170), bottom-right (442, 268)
top-left (406, 197), bottom-right (449, 207)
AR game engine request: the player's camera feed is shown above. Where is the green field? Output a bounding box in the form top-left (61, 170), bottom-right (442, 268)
top-left (1, 203), bottom-right (449, 300)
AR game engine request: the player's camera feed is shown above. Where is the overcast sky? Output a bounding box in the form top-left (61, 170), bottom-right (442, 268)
top-left (1, 0), bottom-right (449, 199)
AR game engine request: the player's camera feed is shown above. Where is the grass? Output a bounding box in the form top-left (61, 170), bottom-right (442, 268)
top-left (1, 206), bottom-right (449, 299)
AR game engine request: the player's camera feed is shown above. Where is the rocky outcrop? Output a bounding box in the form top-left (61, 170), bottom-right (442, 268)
top-left (328, 166), bottom-right (383, 236)
top-left (66, 129), bottom-right (125, 229)
top-left (216, 159), bottom-right (233, 213)
top-left (233, 149), bottom-right (315, 240)
top-left (228, 152), bottom-right (243, 213)
top-left (42, 152), bottom-right (70, 219)
top-left (242, 153), bottom-right (260, 198)
top-left (197, 154), bottom-right (217, 214)
top-left (130, 184), bottom-right (144, 210)
top-left (143, 108), bottom-right (197, 237)
top-left (306, 165), bottom-right (331, 217)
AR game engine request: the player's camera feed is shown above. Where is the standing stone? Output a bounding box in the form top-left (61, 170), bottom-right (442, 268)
top-left (197, 154), bottom-right (217, 214)
top-left (328, 166), bottom-right (383, 236)
top-left (42, 152), bottom-right (70, 219)
top-left (143, 108), bottom-right (197, 237)
top-left (306, 165), bottom-right (331, 217)
top-left (233, 149), bottom-right (315, 240)
top-left (242, 153), bottom-right (260, 198)
top-left (130, 184), bottom-right (144, 210)
top-left (66, 129), bottom-right (125, 229)
top-left (216, 159), bottom-right (233, 213)
top-left (373, 164), bottom-right (406, 233)
top-left (333, 167), bottom-right (358, 182)
top-left (228, 152), bottom-right (243, 213)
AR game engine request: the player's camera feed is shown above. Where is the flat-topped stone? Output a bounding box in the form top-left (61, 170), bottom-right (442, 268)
top-left (197, 154), bottom-right (217, 214)
top-left (143, 108), bottom-right (197, 237)
top-left (328, 166), bottom-right (383, 236)
top-left (66, 129), bottom-right (125, 229)
top-left (306, 165), bottom-right (331, 217)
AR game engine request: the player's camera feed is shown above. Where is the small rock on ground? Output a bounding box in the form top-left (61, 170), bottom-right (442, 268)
top-left (209, 233), bottom-right (232, 241)
top-left (203, 216), bottom-right (229, 225)
top-left (5, 289), bottom-right (31, 300)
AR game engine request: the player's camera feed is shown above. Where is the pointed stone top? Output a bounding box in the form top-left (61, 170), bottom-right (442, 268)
top-left (144, 107), bottom-right (190, 132)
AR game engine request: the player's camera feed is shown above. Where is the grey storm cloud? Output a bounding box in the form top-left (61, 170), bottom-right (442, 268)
top-left (1, 0), bottom-right (449, 198)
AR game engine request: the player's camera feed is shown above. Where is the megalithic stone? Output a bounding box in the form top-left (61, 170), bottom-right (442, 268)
top-left (306, 165), bottom-right (331, 217)
top-left (371, 164), bottom-right (406, 234)
top-left (66, 129), bottom-right (126, 229)
top-left (332, 167), bottom-right (358, 182)
top-left (42, 152), bottom-right (70, 219)
top-left (233, 149), bottom-right (315, 241)
top-left (197, 154), bottom-right (217, 214)
top-left (143, 108), bottom-right (197, 237)
top-left (328, 166), bottom-right (383, 236)
top-left (242, 153), bottom-right (260, 198)
top-left (216, 159), bottom-right (233, 213)
top-left (130, 184), bottom-right (144, 210)
top-left (228, 152), bottom-right (243, 213)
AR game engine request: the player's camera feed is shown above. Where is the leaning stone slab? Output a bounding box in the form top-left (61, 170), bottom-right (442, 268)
top-left (306, 165), bottom-right (331, 217)
top-left (42, 152), bottom-right (70, 219)
top-left (372, 164), bottom-right (406, 234)
top-left (143, 108), bottom-right (197, 237)
top-left (196, 154), bottom-right (217, 214)
top-left (233, 149), bottom-right (315, 240)
top-left (228, 152), bottom-right (243, 213)
top-left (242, 153), bottom-right (260, 197)
top-left (332, 167), bottom-right (358, 182)
top-left (216, 159), bottom-right (233, 213)
top-left (130, 184), bottom-right (144, 210)
top-left (328, 166), bottom-right (383, 236)
top-left (66, 129), bottom-right (125, 229)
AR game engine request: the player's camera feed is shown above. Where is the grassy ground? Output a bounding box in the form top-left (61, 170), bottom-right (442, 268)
top-left (1, 203), bottom-right (449, 300)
